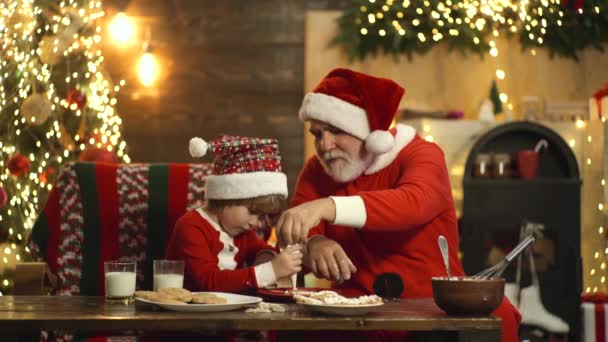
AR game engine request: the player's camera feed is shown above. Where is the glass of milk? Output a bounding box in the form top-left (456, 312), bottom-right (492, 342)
top-left (104, 261), bottom-right (136, 303)
top-left (153, 260), bottom-right (184, 291)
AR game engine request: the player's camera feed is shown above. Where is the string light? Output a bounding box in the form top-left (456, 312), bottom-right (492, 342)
top-left (584, 116), bottom-right (607, 294)
top-left (338, 0), bottom-right (608, 62)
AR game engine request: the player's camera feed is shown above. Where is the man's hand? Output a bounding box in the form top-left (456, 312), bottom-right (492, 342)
top-left (305, 236), bottom-right (356, 282)
top-left (276, 198), bottom-right (336, 246)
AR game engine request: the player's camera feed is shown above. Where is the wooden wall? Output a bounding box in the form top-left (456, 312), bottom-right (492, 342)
top-left (102, 0), bottom-right (317, 194)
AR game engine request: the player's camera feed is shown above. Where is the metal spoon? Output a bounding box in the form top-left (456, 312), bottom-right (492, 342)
top-left (438, 236), bottom-right (451, 279)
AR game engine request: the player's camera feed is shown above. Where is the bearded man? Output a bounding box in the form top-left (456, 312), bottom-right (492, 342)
top-left (276, 68), bottom-right (521, 341)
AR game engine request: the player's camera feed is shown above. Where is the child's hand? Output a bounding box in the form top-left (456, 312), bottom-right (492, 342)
top-left (271, 244), bottom-right (303, 280)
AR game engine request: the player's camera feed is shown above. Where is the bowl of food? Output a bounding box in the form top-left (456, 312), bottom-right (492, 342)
top-left (431, 276), bottom-right (504, 316)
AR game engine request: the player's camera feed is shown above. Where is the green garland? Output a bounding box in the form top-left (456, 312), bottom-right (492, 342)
top-left (332, 0), bottom-right (608, 61)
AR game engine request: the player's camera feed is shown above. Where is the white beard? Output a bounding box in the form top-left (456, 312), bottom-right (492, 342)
top-left (319, 149), bottom-right (373, 183)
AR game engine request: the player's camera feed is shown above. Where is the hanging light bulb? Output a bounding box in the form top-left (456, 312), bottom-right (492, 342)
top-left (109, 11), bottom-right (135, 44)
top-left (137, 42), bottom-right (158, 87)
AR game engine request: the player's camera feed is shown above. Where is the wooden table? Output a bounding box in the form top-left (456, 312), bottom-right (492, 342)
top-left (0, 296), bottom-right (501, 341)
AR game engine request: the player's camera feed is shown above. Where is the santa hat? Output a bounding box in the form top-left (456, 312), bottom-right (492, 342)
top-left (298, 68), bottom-right (405, 154)
top-left (189, 135), bottom-right (288, 200)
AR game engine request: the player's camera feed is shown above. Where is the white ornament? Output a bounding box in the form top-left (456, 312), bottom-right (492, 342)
top-left (38, 35), bottom-right (70, 66)
top-left (21, 93), bottom-right (52, 125)
top-left (478, 98), bottom-right (495, 123)
top-left (365, 130), bottom-right (395, 154)
top-left (189, 137), bottom-right (208, 157)
top-left (63, 9), bottom-right (84, 36)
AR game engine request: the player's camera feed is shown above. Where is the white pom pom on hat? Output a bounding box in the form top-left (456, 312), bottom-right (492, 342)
top-left (189, 137), bottom-right (208, 157)
top-left (365, 130), bottom-right (395, 154)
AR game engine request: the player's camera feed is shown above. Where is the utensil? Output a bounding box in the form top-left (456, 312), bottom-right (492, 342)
top-left (281, 244), bottom-right (299, 290)
top-left (438, 236), bottom-right (451, 279)
top-left (472, 235), bottom-right (535, 279)
top-left (291, 273), bottom-right (297, 290)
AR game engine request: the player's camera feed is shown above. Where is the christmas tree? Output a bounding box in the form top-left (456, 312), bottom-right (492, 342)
top-left (490, 80), bottom-right (503, 115)
top-left (0, 0), bottom-right (130, 294)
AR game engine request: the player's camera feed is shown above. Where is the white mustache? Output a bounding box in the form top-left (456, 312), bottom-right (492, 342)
top-left (322, 150), bottom-right (351, 163)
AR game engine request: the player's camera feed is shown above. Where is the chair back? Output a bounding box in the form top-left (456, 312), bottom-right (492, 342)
top-left (28, 162), bottom-right (212, 295)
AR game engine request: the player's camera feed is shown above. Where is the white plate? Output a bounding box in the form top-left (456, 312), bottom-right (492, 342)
top-left (300, 302), bottom-right (384, 316)
top-left (136, 292), bottom-right (262, 313)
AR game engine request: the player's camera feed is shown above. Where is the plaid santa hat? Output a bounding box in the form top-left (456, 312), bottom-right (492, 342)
top-left (189, 135), bottom-right (287, 200)
top-left (299, 68), bottom-right (405, 154)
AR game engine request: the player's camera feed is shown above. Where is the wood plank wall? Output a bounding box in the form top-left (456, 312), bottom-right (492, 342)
top-left (102, 0), bottom-right (347, 195)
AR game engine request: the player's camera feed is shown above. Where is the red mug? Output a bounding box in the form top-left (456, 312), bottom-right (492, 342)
top-left (517, 150), bottom-right (539, 179)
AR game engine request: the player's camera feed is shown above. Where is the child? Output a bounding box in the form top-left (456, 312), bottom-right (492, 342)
top-left (166, 134), bottom-right (302, 292)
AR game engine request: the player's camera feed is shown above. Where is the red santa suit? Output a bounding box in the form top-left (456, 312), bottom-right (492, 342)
top-left (294, 124), bottom-right (521, 342)
top-left (166, 208), bottom-right (277, 292)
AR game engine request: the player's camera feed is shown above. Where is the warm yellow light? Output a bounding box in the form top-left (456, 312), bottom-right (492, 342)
top-left (109, 12), bottom-right (135, 44)
top-left (496, 69), bottom-right (505, 80)
top-left (568, 139), bottom-right (575, 148)
top-left (137, 51), bottom-right (158, 87)
top-left (499, 93), bottom-right (508, 103)
top-left (425, 135), bottom-right (434, 142)
top-left (576, 119), bottom-right (585, 128)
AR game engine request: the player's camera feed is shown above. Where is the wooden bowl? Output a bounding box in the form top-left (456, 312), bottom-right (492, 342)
top-left (431, 277), bottom-right (504, 316)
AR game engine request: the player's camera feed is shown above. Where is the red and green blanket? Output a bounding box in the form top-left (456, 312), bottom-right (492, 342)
top-left (28, 162), bottom-right (212, 296)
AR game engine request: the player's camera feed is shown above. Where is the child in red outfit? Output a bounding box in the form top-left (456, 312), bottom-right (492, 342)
top-left (166, 135), bottom-right (302, 292)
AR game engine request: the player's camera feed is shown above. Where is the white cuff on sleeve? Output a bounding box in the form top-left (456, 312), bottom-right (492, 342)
top-left (330, 195), bottom-right (367, 229)
top-left (254, 261), bottom-right (277, 288)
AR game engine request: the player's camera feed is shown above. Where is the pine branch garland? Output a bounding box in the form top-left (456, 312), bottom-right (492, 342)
top-left (332, 0), bottom-right (608, 61)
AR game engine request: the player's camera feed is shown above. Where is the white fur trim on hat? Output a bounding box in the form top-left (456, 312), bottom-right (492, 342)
top-left (189, 137), bottom-right (208, 157)
top-left (299, 93), bottom-right (369, 140)
top-left (205, 171), bottom-right (288, 200)
top-left (365, 130), bottom-right (395, 154)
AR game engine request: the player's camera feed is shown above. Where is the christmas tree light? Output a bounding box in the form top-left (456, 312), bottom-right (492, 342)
top-left (0, 0), bottom-right (130, 294)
